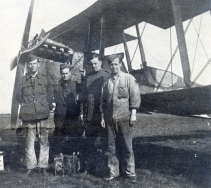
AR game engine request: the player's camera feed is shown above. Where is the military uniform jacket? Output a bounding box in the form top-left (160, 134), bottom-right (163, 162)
top-left (53, 79), bottom-right (80, 120)
top-left (18, 72), bottom-right (53, 121)
top-left (82, 69), bottom-right (110, 121)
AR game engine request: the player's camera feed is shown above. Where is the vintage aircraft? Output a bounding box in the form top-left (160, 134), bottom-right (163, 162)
top-left (10, 0), bottom-right (211, 129)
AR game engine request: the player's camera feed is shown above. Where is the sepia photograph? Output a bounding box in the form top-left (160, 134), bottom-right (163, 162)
top-left (0, 0), bottom-right (211, 187)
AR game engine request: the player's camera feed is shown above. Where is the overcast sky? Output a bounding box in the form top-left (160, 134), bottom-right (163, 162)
top-left (0, 0), bottom-right (211, 114)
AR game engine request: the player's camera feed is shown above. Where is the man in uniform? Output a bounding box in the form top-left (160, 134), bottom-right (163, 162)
top-left (17, 57), bottom-right (54, 177)
top-left (53, 64), bottom-right (83, 154)
top-left (101, 53), bottom-right (141, 182)
top-left (80, 53), bottom-right (110, 174)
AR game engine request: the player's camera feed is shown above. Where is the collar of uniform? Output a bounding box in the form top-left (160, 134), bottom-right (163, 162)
top-left (94, 68), bottom-right (103, 75)
top-left (26, 71), bottom-right (41, 80)
top-left (60, 78), bottom-right (71, 85)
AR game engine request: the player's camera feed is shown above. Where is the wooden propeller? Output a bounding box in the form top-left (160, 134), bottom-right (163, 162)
top-left (11, 0), bottom-right (35, 130)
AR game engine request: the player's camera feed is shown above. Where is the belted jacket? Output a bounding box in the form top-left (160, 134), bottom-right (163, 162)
top-left (101, 71), bottom-right (141, 119)
top-left (18, 72), bottom-right (54, 121)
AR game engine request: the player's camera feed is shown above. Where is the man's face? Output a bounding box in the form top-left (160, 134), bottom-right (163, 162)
top-left (60, 68), bottom-right (70, 81)
top-left (27, 59), bottom-right (40, 74)
top-left (90, 58), bottom-right (102, 72)
top-left (109, 58), bottom-right (122, 74)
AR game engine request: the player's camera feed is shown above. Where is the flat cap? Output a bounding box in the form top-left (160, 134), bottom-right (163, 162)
top-left (88, 53), bottom-right (103, 62)
top-left (27, 54), bottom-right (39, 63)
top-left (107, 53), bottom-right (124, 63)
top-left (60, 63), bottom-right (71, 71)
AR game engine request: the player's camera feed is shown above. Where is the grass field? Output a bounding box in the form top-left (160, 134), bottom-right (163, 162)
top-left (0, 113), bottom-right (211, 188)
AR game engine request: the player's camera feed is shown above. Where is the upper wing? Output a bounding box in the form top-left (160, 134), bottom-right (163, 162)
top-left (48, 0), bottom-right (210, 51)
top-left (48, 15), bottom-right (136, 51)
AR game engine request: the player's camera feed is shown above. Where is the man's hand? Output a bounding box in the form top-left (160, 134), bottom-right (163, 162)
top-left (50, 102), bottom-right (56, 112)
top-left (130, 109), bottom-right (137, 127)
top-left (101, 118), bottom-right (105, 128)
top-left (101, 113), bottom-right (106, 128)
top-left (78, 115), bottom-right (84, 124)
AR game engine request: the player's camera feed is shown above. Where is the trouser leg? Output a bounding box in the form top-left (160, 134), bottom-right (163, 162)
top-left (25, 128), bottom-right (37, 170)
top-left (38, 128), bottom-right (49, 168)
top-left (107, 121), bottom-right (119, 177)
top-left (95, 125), bottom-right (107, 151)
top-left (118, 118), bottom-right (136, 177)
top-left (53, 116), bottom-right (67, 155)
top-left (53, 116), bottom-right (65, 136)
top-left (81, 137), bottom-right (96, 173)
top-left (82, 122), bottom-right (94, 170)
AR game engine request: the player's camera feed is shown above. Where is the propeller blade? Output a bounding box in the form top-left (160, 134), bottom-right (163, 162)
top-left (21, 0), bottom-right (35, 51)
top-left (10, 56), bottom-right (18, 71)
top-left (14, 32), bottom-right (50, 69)
top-left (11, 63), bottom-right (25, 129)
top-left (11, 0), bottom-right (35, 129)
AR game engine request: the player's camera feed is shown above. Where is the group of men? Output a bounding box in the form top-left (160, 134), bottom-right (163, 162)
top-left (16, 52), bottom-right (141, 182)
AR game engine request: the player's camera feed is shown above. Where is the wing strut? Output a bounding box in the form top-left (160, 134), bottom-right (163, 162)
top-left (84, 20), bottom-right (92, 52)
top-left (135, 24), bottom-right (147, 67)
top-left (123, 31), bottom-right (132, 71)
top-left (156, 18), bottom-right (193, 91)
top-left (99, 14), bottom-right (105, 58)
top-left (171, 0), bottom-right (191, 88)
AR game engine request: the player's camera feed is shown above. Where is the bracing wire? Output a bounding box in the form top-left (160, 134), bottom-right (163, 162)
top-left (192, 20), bottom-right (209, 60)
top-left (170, 27), bottom-right (173, 89)
top-left (156, 1), bottom-right (206, 90)
top-left (191, 58), bottom-right (211, 86)
top-left (191, 14), bottom-right (203, 79)
top-left (156, 18), bottom-right (193, 91)
top-left (190, 15), bottom-right (211, 85)
top-left (131, 23), bottom-right (147, 63)
top-left (144, 48), bottom-right (160, 64)
top-left (69, 0), bottom-right (145, 70)
top-left (131, 44), bottom-right (139, 63)
top-left (69, 1), bottom-right (139, 71)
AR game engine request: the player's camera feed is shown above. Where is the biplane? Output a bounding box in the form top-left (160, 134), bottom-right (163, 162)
top-left (10, 0), bottom-right (211, 129)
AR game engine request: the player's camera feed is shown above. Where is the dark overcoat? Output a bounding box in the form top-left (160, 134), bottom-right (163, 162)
top-left (82, 69), bottom-right (110, 122)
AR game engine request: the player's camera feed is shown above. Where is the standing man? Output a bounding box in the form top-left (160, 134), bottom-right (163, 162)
top-left (53, 64), bottom-right (83, 154)
top-left (80, 53), bottom-right (110, 173)
top-left (101, 53), bottom-right (141, 182)
top-left (82, 53), bottom-right (110, 141)
top-left (17, 57), bottom-right (54, 177)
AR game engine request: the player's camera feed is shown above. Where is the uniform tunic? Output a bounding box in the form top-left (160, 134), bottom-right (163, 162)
top-left (18, 73), bottom-right (53, 121)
